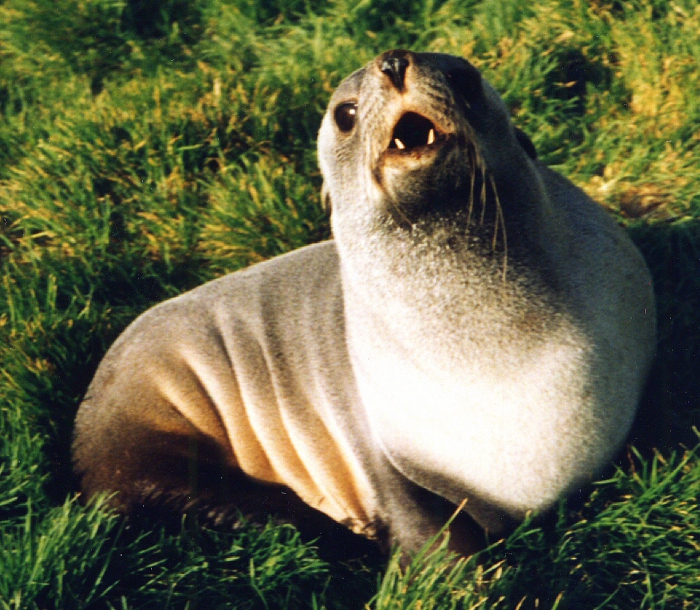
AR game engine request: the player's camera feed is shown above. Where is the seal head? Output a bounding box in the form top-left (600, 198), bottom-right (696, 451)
top-left (320, 50), bottom-right (537, 226)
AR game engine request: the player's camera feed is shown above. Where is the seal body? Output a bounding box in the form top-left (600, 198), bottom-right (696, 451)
top-left (73, 50), bottom-right (656, 556)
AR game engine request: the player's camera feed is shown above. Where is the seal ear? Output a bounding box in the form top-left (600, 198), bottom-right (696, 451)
top-left (514, 127), bottom-right (537, 160)
top-left (321, 182), bottom-right (332, 212)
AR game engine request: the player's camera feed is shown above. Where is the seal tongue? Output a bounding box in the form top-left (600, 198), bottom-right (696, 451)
top-left (389, 112), bottom-right (437, 151)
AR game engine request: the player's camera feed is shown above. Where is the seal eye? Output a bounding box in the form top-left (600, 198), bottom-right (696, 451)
top-left (334, 102), bottom-right (357, 133)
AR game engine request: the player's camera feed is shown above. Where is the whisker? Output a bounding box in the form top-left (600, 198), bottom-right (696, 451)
top-left (389, 196), bottom-right (412, 228)
top-left (489, 173), bottom-right (508, 282)
top-left (479, 165), bottom-right (487, 226)
top-left (466, 149), bottom-right (476, 229)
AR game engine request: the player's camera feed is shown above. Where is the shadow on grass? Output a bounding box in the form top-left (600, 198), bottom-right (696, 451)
top-left (628, 219), bottom-right (700, 453)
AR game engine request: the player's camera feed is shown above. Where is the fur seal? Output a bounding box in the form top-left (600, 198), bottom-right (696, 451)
top-left (72, 50), bottom-right (656, 557)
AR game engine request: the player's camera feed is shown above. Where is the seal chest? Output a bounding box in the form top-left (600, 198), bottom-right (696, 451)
top-left (73, 50), bottom-right (656, 557)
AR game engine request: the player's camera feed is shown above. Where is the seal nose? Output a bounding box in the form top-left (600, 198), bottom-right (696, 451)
top-left (380, 51), bottom-right (410, 92)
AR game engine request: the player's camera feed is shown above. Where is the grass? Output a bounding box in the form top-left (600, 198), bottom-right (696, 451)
top-left (0, 0), bottom-right (699, 607)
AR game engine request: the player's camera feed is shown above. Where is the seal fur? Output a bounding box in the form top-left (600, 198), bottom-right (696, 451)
top-left (73, 50), bottom-right (656, 557)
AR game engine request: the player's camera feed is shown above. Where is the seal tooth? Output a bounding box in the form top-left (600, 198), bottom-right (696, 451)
top-left (427, 129), bottom-right (435, 145)
top-left (395, 138), bottom-right (406, 150)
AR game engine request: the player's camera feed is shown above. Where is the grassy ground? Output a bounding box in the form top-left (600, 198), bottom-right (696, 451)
top-left (1, 0), bottom-right (699, 607)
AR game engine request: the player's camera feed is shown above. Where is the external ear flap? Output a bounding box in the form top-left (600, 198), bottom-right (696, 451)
top-left (321, 182), bottom-right (332, 212)
top-left (514, 127), bottom-right (537, 160)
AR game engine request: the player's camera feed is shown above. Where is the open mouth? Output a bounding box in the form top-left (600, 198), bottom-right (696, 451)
top-left (387, 112), bottom-right (444, 152)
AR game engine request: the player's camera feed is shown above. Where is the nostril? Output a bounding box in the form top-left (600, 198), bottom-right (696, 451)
top-left (381, 55), bottom-right (409, 92)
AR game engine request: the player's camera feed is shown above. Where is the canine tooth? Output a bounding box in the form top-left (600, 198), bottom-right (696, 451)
top-left (394, 138), bottom-right (406, 150)
top-left (428, 128), bottom-right (435, 145)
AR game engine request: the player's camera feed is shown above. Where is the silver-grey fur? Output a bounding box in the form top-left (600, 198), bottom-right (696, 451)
top-left (73, 50), bottom-right (656, 557)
